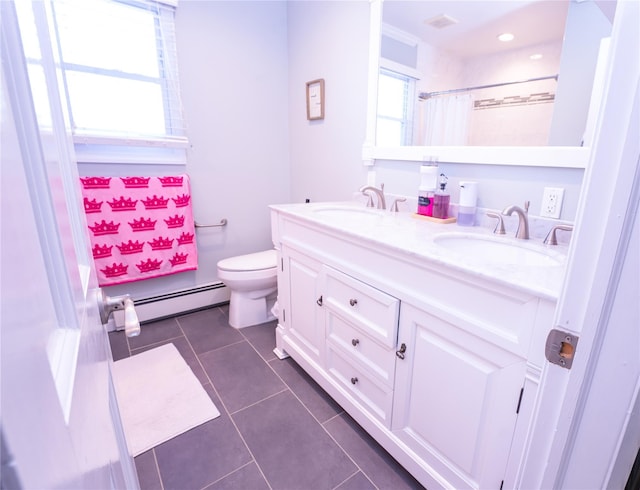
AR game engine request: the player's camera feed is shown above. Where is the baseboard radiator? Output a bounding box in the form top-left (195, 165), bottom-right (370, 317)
top-left (112, 282), bottom-right (230, 329)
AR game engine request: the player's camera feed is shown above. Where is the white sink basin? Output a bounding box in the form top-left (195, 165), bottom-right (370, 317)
top-left (311, 205), bottom-right (383, 221)
top-left (433, 232), bottom-right (564, 267)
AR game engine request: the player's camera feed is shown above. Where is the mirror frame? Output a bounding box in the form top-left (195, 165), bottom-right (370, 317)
top-left (363, 0), bottom-right (606, 168)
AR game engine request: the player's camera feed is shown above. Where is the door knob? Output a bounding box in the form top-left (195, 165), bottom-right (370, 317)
top-left (98, 290), bottom-right (141, 337)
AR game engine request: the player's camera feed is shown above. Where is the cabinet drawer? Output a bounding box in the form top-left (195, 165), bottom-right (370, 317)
top-left (323, 266), bottom-right (399, 348)
top-left (326, 346), bottom-right (393, 426)
top-left (326, 311), bottom-right (395, 388)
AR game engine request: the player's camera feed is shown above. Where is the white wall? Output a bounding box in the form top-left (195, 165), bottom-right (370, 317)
top-left (287, 0), bottom-right (371, 203)
top-left (177, 0), bottom-right (290, 264)
top-left (92, 1), bottom-right (291, 299)
top-left (371, 160), bottom-right (583, 224)
top-left (549, 0), bottom-right (613, 145)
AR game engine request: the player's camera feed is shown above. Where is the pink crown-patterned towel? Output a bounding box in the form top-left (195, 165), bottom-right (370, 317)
top-left (80, 175), bottom-right (198, 286)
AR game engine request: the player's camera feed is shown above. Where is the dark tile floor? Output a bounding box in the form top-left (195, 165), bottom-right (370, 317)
top-left (108, 304), bottom-right (425, 490)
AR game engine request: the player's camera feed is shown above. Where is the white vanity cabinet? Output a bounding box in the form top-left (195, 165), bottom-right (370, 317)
top-left (278, 244), bottom-right (325, 367)
top-left (270, 205), bottom-right (559, 490)
top-left (323, 265), bottom-right (399, 426)
top-left (392, 302), bottom-right (527, 489)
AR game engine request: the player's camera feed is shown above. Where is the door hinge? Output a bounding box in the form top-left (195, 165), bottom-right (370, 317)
top-left (516, 387), bottom-right (524, 414)
top-left (282, 309), bottom-right (285, 323)
top-left (281, 257), bottom-right (284, 271)
top-left (545, 328), bottom-right (579, 369)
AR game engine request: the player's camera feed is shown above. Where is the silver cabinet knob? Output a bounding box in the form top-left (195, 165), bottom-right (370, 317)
top-left (351, 338), bottom-right (359, 347)
top-left (349, 298), bottom-right (358, 306)
top-left (350, 377), bottom-right (358, 385)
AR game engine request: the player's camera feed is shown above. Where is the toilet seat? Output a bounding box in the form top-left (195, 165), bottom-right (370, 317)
top-left (217, 249), bottom-right (277, 272)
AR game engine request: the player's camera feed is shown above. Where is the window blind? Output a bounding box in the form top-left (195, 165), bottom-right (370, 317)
top-left (16, 0), bottom-right (188, 163)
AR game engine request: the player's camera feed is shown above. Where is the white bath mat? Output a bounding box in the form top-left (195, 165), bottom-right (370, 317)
top-left (112, 343), bottom-right (220, 456)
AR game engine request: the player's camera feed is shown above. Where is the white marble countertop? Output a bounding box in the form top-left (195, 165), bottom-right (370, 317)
top-left (270, 201), bottom-right (569, 301)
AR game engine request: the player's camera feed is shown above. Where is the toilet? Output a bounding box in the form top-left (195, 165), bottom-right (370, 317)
top-left (217, 249), bottom-right (278, 329)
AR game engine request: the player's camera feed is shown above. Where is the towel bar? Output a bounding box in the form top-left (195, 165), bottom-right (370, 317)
top-left (195, 219), bottom-right (228, 228)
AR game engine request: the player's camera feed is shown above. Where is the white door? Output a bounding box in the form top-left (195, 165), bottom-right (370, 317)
top-left (0, 3), bottom-right (138, 488)
top-left (516, 2), bottom-right (640, 488)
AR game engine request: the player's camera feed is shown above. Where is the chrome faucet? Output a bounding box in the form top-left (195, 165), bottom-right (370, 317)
top-left (359, 183), bottom-right (386, 210)
top-left (544, 224), bottom-right (574, 245)
top-left (502, 201), bottom-right (530, 239)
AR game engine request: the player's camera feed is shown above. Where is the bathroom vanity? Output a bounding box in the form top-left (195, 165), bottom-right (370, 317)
top-left (270, 202), bottom-right (566, 490)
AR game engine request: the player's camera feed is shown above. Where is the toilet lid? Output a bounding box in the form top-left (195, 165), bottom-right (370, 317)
top-left (217, 249), bottom-right (277, 272)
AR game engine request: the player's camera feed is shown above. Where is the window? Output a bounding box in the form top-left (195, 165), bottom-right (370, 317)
top-left (376, 68), bottom-right (415, 147)
top-left (16, 0), bottom-right (187, 163)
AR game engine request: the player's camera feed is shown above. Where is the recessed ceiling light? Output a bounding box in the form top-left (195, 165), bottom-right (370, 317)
top-left (530, 54), bottom-right (543, 60)
top-left (498, 33), bottom-right (515, 42)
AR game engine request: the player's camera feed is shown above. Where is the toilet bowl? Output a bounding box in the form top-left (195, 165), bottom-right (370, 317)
top-left (217, 249), bottom-right (278, 329)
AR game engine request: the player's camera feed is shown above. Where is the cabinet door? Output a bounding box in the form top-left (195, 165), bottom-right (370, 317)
top-left (283, 246), bottom-right (325, 366)
top-left (392, 303), bottom-right (526, 490)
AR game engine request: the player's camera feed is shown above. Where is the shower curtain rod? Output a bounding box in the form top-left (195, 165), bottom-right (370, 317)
top-left (418, 74), bottom-right (558, 100)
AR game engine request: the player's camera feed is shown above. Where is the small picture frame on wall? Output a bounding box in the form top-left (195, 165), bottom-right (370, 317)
top-left (306, 79), bottom-right (325, 120)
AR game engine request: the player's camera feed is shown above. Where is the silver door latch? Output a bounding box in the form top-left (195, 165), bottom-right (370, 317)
top-left (545, 329), bottom-right (578, 369)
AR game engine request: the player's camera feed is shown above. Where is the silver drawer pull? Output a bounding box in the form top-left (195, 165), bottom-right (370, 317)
top-left (317, 295), bottom-right (323, 306)
top-left (350, 377), bottom-right (358, 385)
top-left (349, 298), bottom-right (358, 306)
top-left (351, 338), bottom-right (359, 347)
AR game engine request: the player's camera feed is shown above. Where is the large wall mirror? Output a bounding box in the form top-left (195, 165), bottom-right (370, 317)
top-left (363, 0), bottom-right (616, 167)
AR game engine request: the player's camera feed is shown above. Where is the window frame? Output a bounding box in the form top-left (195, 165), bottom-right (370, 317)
top-left (18, 0), bottom-right (187, 165)
top-left (376, 66), bottom-right (417, 147)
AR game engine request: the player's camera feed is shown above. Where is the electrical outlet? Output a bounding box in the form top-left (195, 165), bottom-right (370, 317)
top-left (540, 187), bottom-right (565, 218)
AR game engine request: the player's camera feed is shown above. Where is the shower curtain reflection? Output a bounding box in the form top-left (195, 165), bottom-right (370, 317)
top-left (419, 94), bottom-right (473, 146)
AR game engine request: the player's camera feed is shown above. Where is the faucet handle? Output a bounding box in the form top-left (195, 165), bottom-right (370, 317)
top-left (524, 200), bottom-right (530, 213)
top-left (362, 191), bottom-right (375, 207)
top-left (544, 224), bottom-right (574, 246)
top-left (486, 212), bottom-right (506, 235)
top-left (390, 197), bottom-right (406, 212)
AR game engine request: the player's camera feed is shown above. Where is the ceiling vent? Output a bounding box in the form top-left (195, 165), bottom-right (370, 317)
top-left (424, 14), bottom-right (459, 29)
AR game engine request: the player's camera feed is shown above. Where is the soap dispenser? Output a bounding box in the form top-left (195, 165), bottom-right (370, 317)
top-left (433, 173), bottom-right (450, 219)
top-left (457, 181), bottom-right (478, 226)
top-left (417, 164), bottom-right (438, 217)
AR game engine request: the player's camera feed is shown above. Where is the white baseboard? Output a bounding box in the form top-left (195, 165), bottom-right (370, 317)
top-left (112, 282), bottom-right (230, 329)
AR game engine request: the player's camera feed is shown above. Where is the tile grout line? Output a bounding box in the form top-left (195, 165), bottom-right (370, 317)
top-left (322, 416), bottom-right (380, 490)
top-left (150, 449), bottom-right (165, 490)
top-left (200, 461), bottom-right (272, 490)
top-left (227, 387), bottom-right (290, 417)
top-left (174, 314), bottom-right (274, 490)
top-left (261, 357), bottom-right (381, 488)
top-left (332, 469), bottom-right (374, 490)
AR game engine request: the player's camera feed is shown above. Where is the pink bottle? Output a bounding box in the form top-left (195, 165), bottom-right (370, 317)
top-left (433, 174), bottom-right (450, 219)
top-left (417, 165), bottom-right (438, 216)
